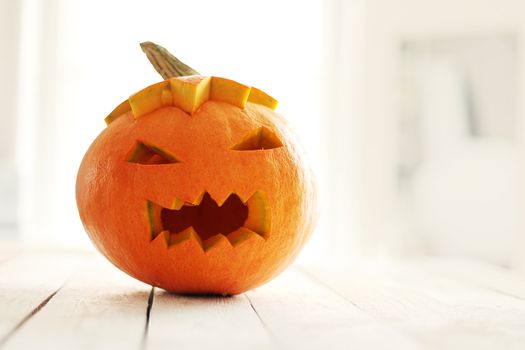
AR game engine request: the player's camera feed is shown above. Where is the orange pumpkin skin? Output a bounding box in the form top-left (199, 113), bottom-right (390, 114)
top-left (76, 78), bottom-right (317, 295)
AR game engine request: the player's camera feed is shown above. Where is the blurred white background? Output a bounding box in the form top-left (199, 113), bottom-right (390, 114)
top-left (1, 0), bottom-right (525, 269)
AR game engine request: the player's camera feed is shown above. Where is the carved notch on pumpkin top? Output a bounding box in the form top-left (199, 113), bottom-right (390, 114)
top-left (232, 127), bottom-right (283, 151)
top-left (127, 141), bottom-right (179, 164)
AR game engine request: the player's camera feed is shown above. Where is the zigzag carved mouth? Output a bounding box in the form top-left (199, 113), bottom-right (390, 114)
top-left (147, 191), bottom-right (269, 250)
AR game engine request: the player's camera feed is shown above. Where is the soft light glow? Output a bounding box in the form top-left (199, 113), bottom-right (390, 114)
top-left (15, 0), bottom-right (326, 260)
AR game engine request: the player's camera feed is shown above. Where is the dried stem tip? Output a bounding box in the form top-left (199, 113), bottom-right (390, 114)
top-left (140, 41), bottom-right (200, 79)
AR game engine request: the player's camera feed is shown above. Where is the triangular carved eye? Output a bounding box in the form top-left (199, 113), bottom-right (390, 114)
top-left (231, 127), bottom-right (283, 151)
top-left (127, 141), bottom-right (179, 164)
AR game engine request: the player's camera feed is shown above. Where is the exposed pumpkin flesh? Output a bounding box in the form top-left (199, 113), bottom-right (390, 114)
top-left (108, 76), bottom-right (278, 124)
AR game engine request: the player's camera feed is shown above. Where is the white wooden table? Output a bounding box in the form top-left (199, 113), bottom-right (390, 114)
top-left (1, 250), bottom-right (525, 350)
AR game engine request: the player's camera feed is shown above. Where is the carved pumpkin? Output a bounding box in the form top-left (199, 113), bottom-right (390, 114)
top-left (76, 42), bottom-right (317, 295)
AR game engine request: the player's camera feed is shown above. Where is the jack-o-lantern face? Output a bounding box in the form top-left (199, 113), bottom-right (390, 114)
top-left (76, 74), bottom-right (317, 295)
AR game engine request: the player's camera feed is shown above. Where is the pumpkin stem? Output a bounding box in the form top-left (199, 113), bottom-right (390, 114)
top-left (140, 41), bottom-right (200, 79)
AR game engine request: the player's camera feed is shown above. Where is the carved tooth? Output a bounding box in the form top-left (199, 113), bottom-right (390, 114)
top-left (203, 234), bottom-right (232, 252)
top-left (190, 191), bottom-right (206, 206)
top-left (215, 192), bottom-right (234, 207)
top-left (151, 230), bottom-right (170, 248)
top-left (227, 227), bottom-right (264, 247)
top-left (243, 191), bottom-right (270, 238)
top-left (147, 200), bottom-right (164, 239)
top-left (168, 226), bottom-right (203, 249)
top-left (237, 192), bottom-right (251, 205)
top-left (170, 197), bottom-right (185, 210)
top-left (170, 191), bottom-right (207, 210)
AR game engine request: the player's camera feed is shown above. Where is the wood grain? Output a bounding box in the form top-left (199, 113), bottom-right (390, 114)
top-left (247, 268), bottom-right (423, 350)
top-left (304, 260), bottom-right (525, 350)
top-left (2, 251), bottom-right (525, 350)
top-left (420, 258), bottom-right (525, 300)
top-left (0, 253), bottom-right (84, 345)
top-left (146, 289), bottom-right (274, 350)
top-left (2, 256), bottom-right (151, 350)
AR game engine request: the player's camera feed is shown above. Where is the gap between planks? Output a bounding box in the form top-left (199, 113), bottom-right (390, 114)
top-left (0, 288), bottom-right (61, 348)
top-left (300, 260), bottom-right (525, 350)
top-left (0, 253), bottom-right (275, 350)
top-left (0, 253), bottom-right (85, 348)
top-left (7, 252), bottom-right (524, 350)
top-left (246, 267), bottom-right (422, 350)
top-left (145, 288), bottom-right (276, 349)
top-left (142, 266), bottom-right (422, 350)
top-left (1, 255), bottom-right (152, 350)
top-left (140, 286), bottom-right (155, 350)
top-left (244, 293), bottom-right (279, 345)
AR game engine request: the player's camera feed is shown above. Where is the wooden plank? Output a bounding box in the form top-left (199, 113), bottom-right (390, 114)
top-left (301, 263), bottom-right (465, 324)
top-left (395, 261), bottom-right (525, 350)
top-left (3, 256), bottom-right (151, 350)
top-left (303, 260), bottom-right (525, 350)
top-left (420, 258), bottom-right (525, 300)
top-left (146, 289), bottom-right (274, 350)
top-left (247, 268), bottom-right (423, 350)
top-left (3, 251), bottom-right (524, 350)
top-left (0, 244), bottom-right (22, 265)
top-left (0, 253), bottom-right (84, 345)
